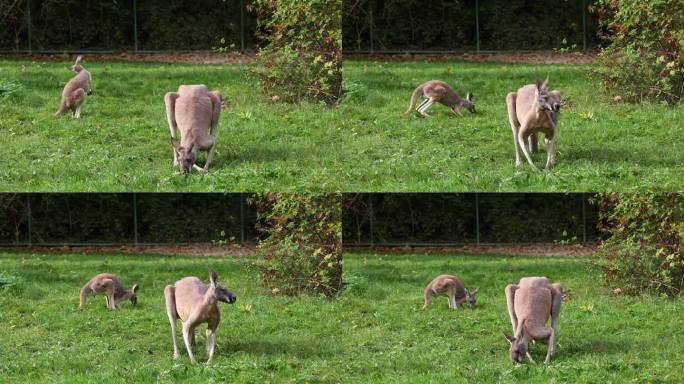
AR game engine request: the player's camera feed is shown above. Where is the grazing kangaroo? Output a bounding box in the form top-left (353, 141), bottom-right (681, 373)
top-left (55, 55), bottom-right (92, 119)
top-left (164, 85), bottom-right (222, 173)
top-left (164, 270), bottom-right (236, 363)
top-left (503, 277), bottom-right (562, 365)
top-left (506, 79), bottom-right (561, 170)
top-left (405, 80), bottom-right (475, 117)
top-left (423, 274), bottom-right (478, 309)
top-left (79, 273), bottom-right (138, 310)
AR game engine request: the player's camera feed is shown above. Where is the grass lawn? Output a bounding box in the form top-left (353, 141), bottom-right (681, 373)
top-left (339, 60), bottom-right (684, 191)
top-left (1, 251), bottom-right (682, 383)
top-left (0, 59), bottom-right (345, 192)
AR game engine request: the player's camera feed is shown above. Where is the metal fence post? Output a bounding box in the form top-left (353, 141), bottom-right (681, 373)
top-left (26, 194), bottom-right (32, 246)
top-left (368, 0), bottom-right (374, 54)
top-left (582, 193), bottom-right (587, 243)
top-left (582, 0), bottom-right (587, 51)
top-left (133, 0), bottom-right (139, 53)
top-left (240, 0), bottom-right (245, 52)
top-left (132, 193), bottom-right (139, 245)
top-left (240, 193), bottom-right (245, 244)
top-left (26, 0), bottom-right (32, 53)
top-left (369, 194), bottom-right (374, 246)
top-left (475, 0), bottom-right (480, 53)
top-left (475, 193), bottom-right (480, 246)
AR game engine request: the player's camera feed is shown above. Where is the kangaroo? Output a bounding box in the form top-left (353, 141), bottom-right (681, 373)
top-left (422, 274), bottom-right (478, 309)
top-left (79, 273), bottom-right (138, 310)
top-left (164, 270), bottom-right (237, 363)
top-left (55, 55), bottom-right (92, 119)
top-left (405, 80), bottom-right (475, 117)
top-left (503, 277), bottom-right (562, 365)
top-left (506, 79), bottom-right (561, 170)
top-left (165, 85), bottom-right (222, 173)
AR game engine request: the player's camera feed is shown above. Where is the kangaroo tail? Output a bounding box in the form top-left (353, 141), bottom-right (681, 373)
top-left (422, 285), bottom-right (432, 309)
top-left (404, 86), bottom-right (422, 115)
top-left (79, 285), bottom-right (92, 309)
top-left (55, 99), bottom-right (68, 116)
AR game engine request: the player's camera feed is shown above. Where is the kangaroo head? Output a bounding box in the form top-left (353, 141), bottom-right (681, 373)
top-left (170, 138), bottom-right (196, 173)
top-left (71, 55), bottom-right (85, 74)
top-left (534, 78), bottom-right (557, 113)
top-left (208, 270), bottom-right (237, 304)
top-left (460, 92), bottom-right (475, 114)
top-left (503, 331), bottom-right (527, 363)
top-left (465, 287), bottom-right (479, 306)
top-left (130, 284), bottom-right (139, 305)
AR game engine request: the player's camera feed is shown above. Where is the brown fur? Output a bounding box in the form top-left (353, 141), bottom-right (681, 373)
top-left (423, 274), bottom-right (478, 309)
top-left (506, 79), bottom-right (561, 170)
top-left (503, 277), bottom-right (562, 364)
top-left (79, 273), bottom-right (138, 310)
top-left (405, 80), bottom-right (474, 117)
top-left (55, 56), bottom-right (92, 119)
top-left (165, 85), bottom-right (222, 173)
top-left (164, 270), bottom-right (236, 363)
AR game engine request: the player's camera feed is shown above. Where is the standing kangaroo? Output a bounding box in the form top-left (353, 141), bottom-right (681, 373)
top-left (164, 270), bottom-right (236, 363)
top-left (506, 79), bottom-right (561, 170)
top-left (165, 85), bottom-right (222, 173)
top-left (423, 274), bottom-right (478, 309)
top-left (405, 80), bottom-right (475, 117)
top-left (55, 55), bottom-right (92, 119)
top-left (79, 273), bottom-right (138, 310)
top-left (503, 277), bottom-right (562, 365)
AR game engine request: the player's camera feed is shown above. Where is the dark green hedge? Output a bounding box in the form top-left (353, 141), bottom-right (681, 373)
top-left (343, 193), bottom-right (600, 245)
top-left (0, 0), bottom-right (257, 51)
top-left (0, 194), bottom-right (256, 245)
top-left (343, 0), bottom-right (600, 52)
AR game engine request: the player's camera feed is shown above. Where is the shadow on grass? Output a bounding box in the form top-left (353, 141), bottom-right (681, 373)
top-left (226, 338), bottom-right (335, 359)
top-left (563, 146), bottom-right (680, 167)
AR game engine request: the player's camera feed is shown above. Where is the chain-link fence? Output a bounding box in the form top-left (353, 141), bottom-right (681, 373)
top-left (0, 193), bottom-right (257, 246)
top-left (0, 0), bottom-right (257, 53)
top-left (343, 0), bottom-right (599, 54)
top-left (343, 193), bottom-right (600, 246)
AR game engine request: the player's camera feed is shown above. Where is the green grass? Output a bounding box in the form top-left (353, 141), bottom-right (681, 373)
top-left (0, 60), bottom-right (344, 191)
top-left (1, 251), bottom-right (682, 383)
top-left (3, 59), bottom-right (684, 192)
top-left (339, 60), bottom-right (684, 191)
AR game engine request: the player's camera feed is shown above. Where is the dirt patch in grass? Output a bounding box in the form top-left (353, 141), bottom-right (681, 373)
top-left (0, 51), bottom-right (256, 64)
top-left (0, 243), bottom-right (256, 257)
top-left (345, 51), bottom-right (598, 65)
top-left (346, 243), bottom-right (599, 257)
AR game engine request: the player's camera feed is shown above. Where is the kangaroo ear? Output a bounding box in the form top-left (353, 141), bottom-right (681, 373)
top-left (502, 331), bottom-right (516, 344)
top-left (542, 76), bottom-right (549, 90)
top-left (472, 288), bottom-right (479, 295)
top-left (132, 284), bottom-right (139, 293)
top-left (209, 270), bottom-right (218, 286)
top-left (187, 142), bottom-right (195, 153)
top-left (466, 92), bottom-right (472, 101)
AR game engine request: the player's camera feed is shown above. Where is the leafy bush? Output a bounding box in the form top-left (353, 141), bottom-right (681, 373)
top-left (597, 193), bottom-right (684, 297)
top-left (252, 0), bottom-right (342, 104)
top-left (596, 0), bottom-right (684, 104)
top-left (254, 193), bottom-right (342, 297)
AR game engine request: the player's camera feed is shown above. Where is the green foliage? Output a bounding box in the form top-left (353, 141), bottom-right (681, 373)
top-left (255, 193), bottom-right (342, 297)
top-left (0, 0), bottom-right (256, 51)
top-left (0, 79), bottom-right (22, 98)
top-left (343, 0), bottom-right (598, 51)
top-left (252, 0), bottom-right (342, 104)
top-left (596, 0), bottom-right (684, 104)
top-left (597, 193), bottom-right (684, 296)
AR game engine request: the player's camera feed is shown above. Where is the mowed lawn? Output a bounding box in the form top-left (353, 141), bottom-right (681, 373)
top-left (340, 60), bottom-right (684, 191)
top-left (0, 59), bottom-right (346, 192)
top-left (1, 252), bottom-right (682, 383)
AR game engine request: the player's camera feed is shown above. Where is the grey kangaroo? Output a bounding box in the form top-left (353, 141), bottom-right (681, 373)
top-left (164, 270), bottom-right (236, 363)
top-left (55, 55), bottom-right (92, 119)
top-left (506, 79), bottom-right (561, 170)
top-left (405, 80), bottom-right (475, 117)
